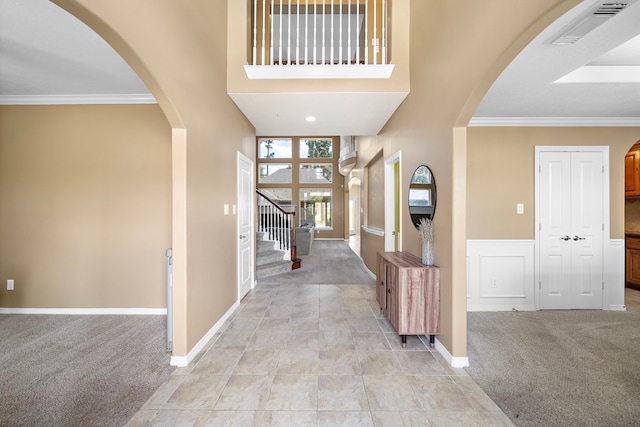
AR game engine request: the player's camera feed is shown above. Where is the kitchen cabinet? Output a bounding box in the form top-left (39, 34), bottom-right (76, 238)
top-left (626, 236), bottom-right (640, 290)
top-left (625, 144), bottom-right (640, 197)
top-left (376, 251), bottom-right (440, 348)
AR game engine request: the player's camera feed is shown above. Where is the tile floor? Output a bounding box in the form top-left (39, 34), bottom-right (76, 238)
top-left (127, 284), bottom-right (513, 426)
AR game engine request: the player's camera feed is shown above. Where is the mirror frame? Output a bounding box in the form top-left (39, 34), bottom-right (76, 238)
top-left (408, 165), bottom-right (436, 229)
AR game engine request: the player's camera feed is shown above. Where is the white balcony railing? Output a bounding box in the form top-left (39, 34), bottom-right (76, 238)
top-left (250, 0), bottom-right (389, 66)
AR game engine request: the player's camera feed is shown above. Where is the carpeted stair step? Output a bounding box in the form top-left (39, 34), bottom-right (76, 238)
top-left (257, 239), bottom-right (277, 251)
top-left (256, 232), bottom-right (292, 279)
top-left (257, 260), bottom-right (292, 279)
top-left (257, 248), bottom-right (287, 266)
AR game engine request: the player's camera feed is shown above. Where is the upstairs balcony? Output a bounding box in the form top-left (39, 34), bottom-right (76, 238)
top-left (246, 0), bottom-right (393, 79)
top-left (227, 0), bottom-right (410, 136)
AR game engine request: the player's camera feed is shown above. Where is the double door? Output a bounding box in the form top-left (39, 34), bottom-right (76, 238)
top-left (538, 149), bottom-right (604, 309)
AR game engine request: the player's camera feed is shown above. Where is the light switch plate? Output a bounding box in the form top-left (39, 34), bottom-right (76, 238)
top-left (517, 204), bottom-right (524, 214)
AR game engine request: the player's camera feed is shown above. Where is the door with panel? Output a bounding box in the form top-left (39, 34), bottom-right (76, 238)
top-left (538, 149), bottom-right (604, 309)
top-left (238, 153), bottom-right (254, 300)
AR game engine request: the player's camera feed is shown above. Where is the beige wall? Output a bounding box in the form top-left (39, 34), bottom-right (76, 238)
top-left (0, 105), bottom-right (171, 308)
top-left (43, 0), bottom-right (582, 361)
top-left (467, 127), bottom-right (640, 240)
top-left (56, 0), bottom-right (256, 357)
top-left (365, 151), bottom-right (385, 230)
top-left (351, 0), bottom-right (575, 358)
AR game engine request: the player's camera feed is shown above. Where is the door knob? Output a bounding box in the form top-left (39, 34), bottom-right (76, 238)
top-left (573, 235), bottom-right (586, 241)
top-left (239, 235), bottom-right (246, 239)
top-left (559, 235), bottom-right (571, 241)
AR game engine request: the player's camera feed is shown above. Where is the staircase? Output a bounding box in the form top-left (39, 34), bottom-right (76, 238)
top-left (256, 190), bottom-right (301, 279)
top-left (256, 232), bottom-right (292, 279)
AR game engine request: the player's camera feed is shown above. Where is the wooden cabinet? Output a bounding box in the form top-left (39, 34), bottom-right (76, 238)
top-left (376, 251), bottom-right (440, 348)
top-left (626, 236), bottom-right (640, 290)
top-left (625, 144), bottom-right (640, 197)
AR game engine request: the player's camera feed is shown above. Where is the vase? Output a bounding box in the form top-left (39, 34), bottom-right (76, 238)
top-left (422, 241), bottom-right (434, 266)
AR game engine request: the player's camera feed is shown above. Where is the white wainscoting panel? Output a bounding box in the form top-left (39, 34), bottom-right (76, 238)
top-left (605, 239), bottom-right (625, 310)
top-left (467, 240), bottom-right (535, 311)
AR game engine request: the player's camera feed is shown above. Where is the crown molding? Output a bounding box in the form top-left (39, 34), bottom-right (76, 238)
top-left (0, 94), bottom-right (157, 105)
top-left (468, 117), bottom-right (640, 127)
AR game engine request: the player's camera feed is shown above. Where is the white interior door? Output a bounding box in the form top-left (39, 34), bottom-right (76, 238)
top-left (538, 148), bottom-right (604, 309)
top-left (237, 153), bottom-right (254, 300)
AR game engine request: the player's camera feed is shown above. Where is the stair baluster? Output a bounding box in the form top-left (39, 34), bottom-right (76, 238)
top-left (257, 190), bottom-right (300, 270)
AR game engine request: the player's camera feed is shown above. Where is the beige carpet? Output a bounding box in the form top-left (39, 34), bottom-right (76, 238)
top-left (258, 240), bottom-right (375, 285)
top-left (465, 310), bottom-right (640, 427)
top-left (0, 314), bottom-right (174, 426)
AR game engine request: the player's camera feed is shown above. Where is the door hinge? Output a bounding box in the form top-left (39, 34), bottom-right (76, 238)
top-left (602, 282), bottom-right (605, 290)
top-left (539, 281), bottom-right (541, 290)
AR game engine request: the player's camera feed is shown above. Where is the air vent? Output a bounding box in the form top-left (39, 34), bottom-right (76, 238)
top-left (593, 2), bottom-right (628, 15)
top-left (551, 2), bottom-right (629, 45)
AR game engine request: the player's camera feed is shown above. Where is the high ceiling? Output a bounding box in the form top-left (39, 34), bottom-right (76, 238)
top-left (472, 0), bottom-right (640, 127)
top-left (1, 0), bottom-right (640, 132)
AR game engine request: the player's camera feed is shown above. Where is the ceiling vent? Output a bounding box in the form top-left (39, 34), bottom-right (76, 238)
top-left (550, 2), bottom-right (629, 45)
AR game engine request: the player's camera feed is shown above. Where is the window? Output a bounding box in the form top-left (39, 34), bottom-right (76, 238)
top-left (257, 137), bottom-right (338, 234)
top-left (258, 164), bottom-right (292, 184)
top-left (300, 138), bottom-right (333, 158)
top-left (299, 163), bottom-right (333, 183)
top-left (258, 188), bottom-right (293, 211)
top-left (300, 188), bottom-right (332, 228)
top-left (259, 138), bottom-right (292, 159)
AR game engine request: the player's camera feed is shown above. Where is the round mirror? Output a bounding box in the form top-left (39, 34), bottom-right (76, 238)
top-left (409, 165), bottom-right (436, 229)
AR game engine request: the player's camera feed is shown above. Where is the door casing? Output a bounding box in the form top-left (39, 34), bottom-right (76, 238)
top-left (384, 151), bottom-right (401, 251)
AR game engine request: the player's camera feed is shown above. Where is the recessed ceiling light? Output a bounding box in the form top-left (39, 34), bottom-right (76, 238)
top-left (305, 115), bottom-right (316, 122)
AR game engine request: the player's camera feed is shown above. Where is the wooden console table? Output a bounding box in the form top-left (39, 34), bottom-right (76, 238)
top-left (376, 251), bottom-right (440, 348)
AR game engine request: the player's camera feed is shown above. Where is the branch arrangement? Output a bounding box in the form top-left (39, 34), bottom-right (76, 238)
top-left (418, 217), bottom-right (434, 244)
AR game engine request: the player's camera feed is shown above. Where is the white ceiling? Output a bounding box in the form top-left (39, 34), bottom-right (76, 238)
top-left (472, 0), bottom-right (640, 126)
top-left (0, 0), bottom-right (152, 103)
top-left (2, 0), bottom-right (640, 133)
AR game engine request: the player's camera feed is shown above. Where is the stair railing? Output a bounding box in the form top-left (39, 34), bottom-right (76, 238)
top-left (257, 190), bottom-right (300, 268)
top-left (250, 0), bottom-right (389, 66)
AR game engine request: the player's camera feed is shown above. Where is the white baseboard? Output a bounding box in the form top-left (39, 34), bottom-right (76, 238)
top-left (467, 305), bottom-right (536, 312)
top-left (365, 268), bottom-right (376, 280)
top-left (170, 300), bottom-right (240, 367)
top-left (435, 338), bottom-right (469, 368)
top-left (608, 304), bottom-right (627, 311)
top-left (0, 307), bottom-right (166, 315)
